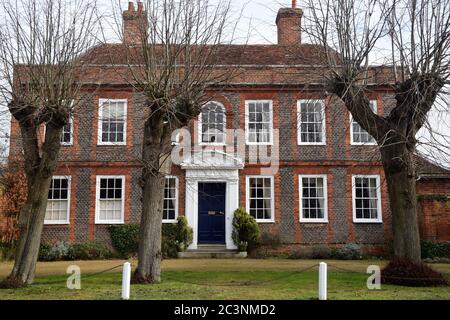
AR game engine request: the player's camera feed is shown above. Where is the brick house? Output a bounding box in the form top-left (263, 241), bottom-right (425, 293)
top-left (8, 2), bottom-right (450, 255)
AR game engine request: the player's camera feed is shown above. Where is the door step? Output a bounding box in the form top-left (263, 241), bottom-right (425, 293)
top-left (178, 245), bottom-right (247, 259)
top-left (196, 245), bottom-right (228, 252)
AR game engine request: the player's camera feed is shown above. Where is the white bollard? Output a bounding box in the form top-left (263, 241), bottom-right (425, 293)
top-left (121, 262), bottom-right (131, 300)
top-left (319, 262), bottom-right (327, 300)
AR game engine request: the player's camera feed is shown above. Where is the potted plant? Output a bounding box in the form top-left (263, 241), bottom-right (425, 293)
top-left (232, 208), bottom-right (260, 257)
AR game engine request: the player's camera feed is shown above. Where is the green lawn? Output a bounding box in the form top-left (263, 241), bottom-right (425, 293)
top-left (0, 259), bottom-right (449, 300)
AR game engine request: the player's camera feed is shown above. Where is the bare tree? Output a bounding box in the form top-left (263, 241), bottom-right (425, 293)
top-left (0, 0), bottom-right (99, 287)
top-left (304, 0), bottom-right (450, 263)
top-left (109, 0), bottom-right (243, 283)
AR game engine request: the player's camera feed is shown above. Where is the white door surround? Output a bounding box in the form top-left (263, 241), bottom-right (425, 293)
top-left (182, 151), bottom-right (243, 250)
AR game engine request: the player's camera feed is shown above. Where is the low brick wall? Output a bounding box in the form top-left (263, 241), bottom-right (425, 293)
top-left (417, 178), bottom-right (450, 242)
top-left (248, 243), bottom-right (387, 258)
top-left (418, 197), bottom-right (450, 242)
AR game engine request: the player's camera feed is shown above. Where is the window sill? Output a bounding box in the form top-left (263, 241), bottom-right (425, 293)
top-left (298, 142), bottom-right (327, 146)
top-left (198, 143), bottom-right (227, 147)
top-left (350, 142), bottom-right (377, 146)
top-left (256, 220), bottom-right (275, 224)
top-left (353, 220), bottom-right (383, 224)
top-left (246, 142), bottom-right (274, 146)
top-left (44, 222), bottom-right (70, 226)
top-left (299, 220), bottom-right (329, 224)
top-left (97, 143), bottom-right (127, 146)
top-left (163, 220), bottom-right (177, 224)
top-left (95, 221), bottom-right (125, 225)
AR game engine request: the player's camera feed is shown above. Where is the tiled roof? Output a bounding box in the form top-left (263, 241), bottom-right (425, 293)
top-left (78, 43), bottom-right (332, 66)
top-left (414, 154), bottom-right (450, 177)
top-left (75, 43), bottom-right (396, 86)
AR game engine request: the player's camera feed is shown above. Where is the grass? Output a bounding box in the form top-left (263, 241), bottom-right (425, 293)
top-left (0, 259), bottom-right (449, 300)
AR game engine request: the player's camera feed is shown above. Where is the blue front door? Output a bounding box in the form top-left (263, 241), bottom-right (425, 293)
top-left (198, 182), bottom-right (226, 244)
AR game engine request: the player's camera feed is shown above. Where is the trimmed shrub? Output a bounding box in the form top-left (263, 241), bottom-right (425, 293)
top-left (71, 241), bottom-right (112, 260)
top-left (109, 225), bottom-right (139, 258)
top-left (109, 218), bottom-right (193, 259)
top-left (332, 243), bottom-right (362, 260)
top-left (287, 249), bottom-right (308, 259)
top-left (232, 208), bottom-right (260, 251)
top-left (381, 259), bottom-right (448, 287)
top-left (162, 225), bottom-right (178, 259)
top-left (161, 217), bottom-right (194, 258)
top-left (38, 243), bottom-right (54, 261)
top-left (310, 245), bottom-right (332, 259)
top-left (38, 241), bottom-right (112, 261)
top-left (421, 241), bottom-right (450, 259)
top-left (259, 232), bottom-right (282, 249)
top-left (174, 216), bottom-right (193, 251)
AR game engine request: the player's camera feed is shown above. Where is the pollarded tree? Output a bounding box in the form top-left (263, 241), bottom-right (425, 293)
top-left (110, 0), bottom-right (243, 283)
top-left (0, 0), bottom-right (100, 287)
top-left (304, 0), bottom-right (450, 263)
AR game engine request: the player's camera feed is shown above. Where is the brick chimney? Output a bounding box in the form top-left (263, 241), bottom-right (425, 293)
top-left (123, 1), bottom-right (148, 45)
top-left (276, 0), bottom-right (303, 46)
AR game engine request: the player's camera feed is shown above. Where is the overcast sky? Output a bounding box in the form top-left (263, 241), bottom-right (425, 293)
top-left (0, 0), bottom-right (449, 167)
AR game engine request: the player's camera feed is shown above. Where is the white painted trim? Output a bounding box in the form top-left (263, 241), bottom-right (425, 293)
top-left (197, 101), bottom-right (227, 146)
top-left (350, 100), bottom-right (378, 146)
top-left (297, 99), bottom-right (327, 145)
top-left (246, 175), bottom-right (275, 223)
top-left (352, 174), bottom-right (383, 224)
top-left (163, 176), bottom-right (179, 224)
top-left (97, 99), bottom-right (128, 146)
top-left (245, 100), bottom-right (274, 146)
top-left (44, 176), bottom-right (71, 225)
top-left (95, 175), bottom-right (126, 224)
top-left (299, 174), bottom-right (328, 223)
top-left (184, 168), bottom-right (239, 250)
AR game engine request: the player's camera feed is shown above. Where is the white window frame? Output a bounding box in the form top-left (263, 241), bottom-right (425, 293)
top-left (163, 176), bottom-right (179, 223)
top-left (60, 116), bottom-right (74, 146)
top-left (97, 99), bottom-right (128, 146)
top-left (245, 100), bottom-right (274, 146)
top-left (352, 175), bottom-right (383, 223)
top-left (299, 174), bottom-right (328, 223)
top-left (297, 99), bottom-right (326, 145)
top-left (198, 101), bottom-right (227, 146)
top-left (246, 175), bottom-right (275, 223)
top-left (350, 100), bottom-right (378, 146)
top-left (44, 176), bottom-right (71, 225)
top-left (95, 175), bottom-right (125, 224)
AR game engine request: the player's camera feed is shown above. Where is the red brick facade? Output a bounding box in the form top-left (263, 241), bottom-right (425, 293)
top-left (7, 2), bottom-right (450, 255)
top-left (417, 178), bottom-right (450, 242)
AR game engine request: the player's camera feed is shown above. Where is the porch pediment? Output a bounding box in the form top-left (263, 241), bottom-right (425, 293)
top-left (180, 150), bottom-right (244, 170)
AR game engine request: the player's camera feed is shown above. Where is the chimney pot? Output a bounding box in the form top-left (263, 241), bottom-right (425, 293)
top-left (137, 1), bottom-right (144, 12)
top-left (123, 1), bottom-right (148, 44)
top-left (292, 0), bottom-right (297, 8)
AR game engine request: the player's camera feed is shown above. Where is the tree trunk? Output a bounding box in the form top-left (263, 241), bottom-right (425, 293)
top-left (2, 123), bottom-right (63, 287)
top-left (134, 169), bottom-right (165, 283)
top-left (9, 175), bottom-right (53, 284)
top-left (133, 115), bottom-right (171, 284)
top-left (381, 148), bottom-right (421, 262)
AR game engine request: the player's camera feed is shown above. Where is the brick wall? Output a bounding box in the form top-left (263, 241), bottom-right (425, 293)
top-left (417, 178), bottom-right (450, 242)
top-left (11, 86), bottom-right (436, 254)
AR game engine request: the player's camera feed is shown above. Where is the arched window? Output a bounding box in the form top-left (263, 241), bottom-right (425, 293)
top-left (199, 102), bottom-right (226, 144)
